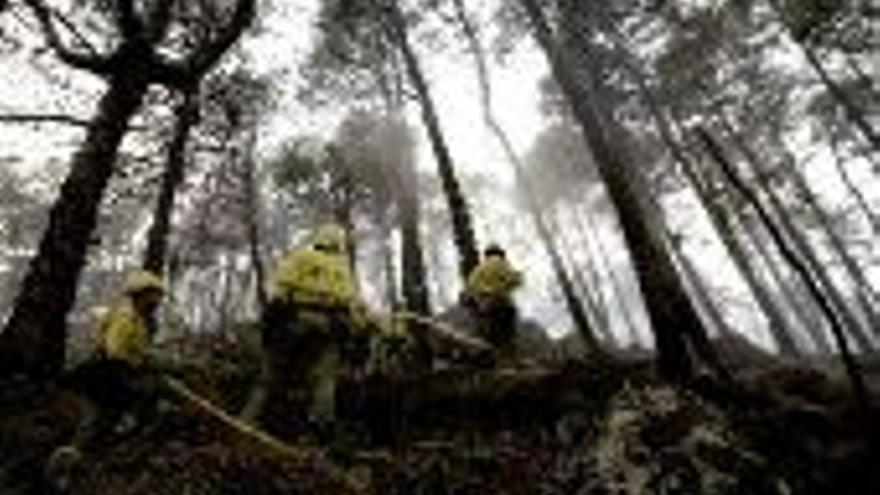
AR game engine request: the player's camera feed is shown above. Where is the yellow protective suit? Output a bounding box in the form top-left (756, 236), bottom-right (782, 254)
top-left (97, 299), bottom-right (151, 367)
top-left (465, 255), bottom-right (523, 304)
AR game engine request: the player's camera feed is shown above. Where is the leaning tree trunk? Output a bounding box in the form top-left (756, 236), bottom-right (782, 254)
top-left (574, 204), bottom-right (642, 346)
top-left (380, 0), bottom-right (479, 280)
top-left (618, 40), bottom-right (804, 357)
top-left (0, 74), bottom-right (148, 378)
top-left (665, 226), bottom-right (737, 341)
top-left (766, 0), bottom-right (880, 151)
top-left (518, 0), bottom-right (727, 382)
top-left (143, 87), bottom-right (200, 274)
top-left (779, 152), bottom-right (880, 319)
top-left (733, 201), bottom-right (832, 354)
top-left (827, 124), bottom-right (880, 236)
top-left (721, 117), bottom-right (876, 351)
top-left (698, 127), bottom-right (872, 415)
top-left (553, 217), bottom-right (613, 345)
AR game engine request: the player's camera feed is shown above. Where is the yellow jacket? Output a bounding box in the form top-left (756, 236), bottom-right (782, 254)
top-left (96, 299), bottom-right (151, 366)
top-left (272, 248), bottom-right (357, 309)
top-left (465, 255), bottom-right (523, 303)
top-left (272, 247), bottom-right (388, 334)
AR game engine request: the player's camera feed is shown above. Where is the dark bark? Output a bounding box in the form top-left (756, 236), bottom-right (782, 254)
top-left (698, 127), bottom-right (872, 414)
top-left (380, 0), bottom-right (479, 280)
top-left (518, 0), bottom-right (726, 382)
top-left (397, 151), bottom-right (431, 317)
top-left (0, 75), bottom-right (148, 377)
top-left (143, 87), bottom-right (200, 274)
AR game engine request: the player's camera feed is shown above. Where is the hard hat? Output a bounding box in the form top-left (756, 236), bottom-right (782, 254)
top-left (124, 270), bottom-right (165, 295)
top-left (484, 243), bottom-right (506, 258)
top-left (311, 223), bottom-right (348, 254)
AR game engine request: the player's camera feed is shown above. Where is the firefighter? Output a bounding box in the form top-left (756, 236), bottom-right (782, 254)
top-left (261, 224), bottom-right (383, 439)
top-left (462, 244), bottom-right (524, 361)
top-left (46, 270), bottom-right (166, 482)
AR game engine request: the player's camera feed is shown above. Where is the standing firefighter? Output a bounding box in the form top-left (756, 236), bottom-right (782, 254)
top-left (261, 224), bottom-right (381, 439)
top-left (462, 244), bottom-right (524, 361)
top-left (46, 270), bottom-right (166, 480)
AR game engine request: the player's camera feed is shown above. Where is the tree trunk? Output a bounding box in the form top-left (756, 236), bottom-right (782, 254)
top-left (766, 0), bottom-right (880, 151)
top-left (0, 75), bottom-right (148, 378)
top-left (574, 204), bottom-right (642, 346)
top-left (518, 0), bottom-right (725, 381)
top-left (618, 39), bottom-right (803, 357)
top-left (827, 125), bottom-right (880, 236)
top-left (720, 117), bottom-right (876, 352)
top-left (698, 127), bottom-right (872, 414)
top-left (381, 0), bottom-right (479, 280)
top-left (734, 207), bottom-right (815, 355)
top-left (554, 205), bottom-right (612, 342)
top-left (779, 152), bottom-right (880, 334)
top-left (397, 155), bottom-right (431, 317)
top-left (381, 224), bottom-right (398, 312)
top-left (665, 228), bottom-right (737, 341)
top-left (241, 132), bottom-right (268, 313)
top-left (143, 87), bottom-right (200, 274)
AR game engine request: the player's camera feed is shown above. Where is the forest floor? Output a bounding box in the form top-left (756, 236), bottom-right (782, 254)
top-left (1, 334), bottom-right (879, 495)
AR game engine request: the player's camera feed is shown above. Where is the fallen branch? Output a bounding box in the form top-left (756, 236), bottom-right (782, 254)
top-left (161, 377), bottom-right (365, 491)
top-left (392, 311), bottom-right (492, 352)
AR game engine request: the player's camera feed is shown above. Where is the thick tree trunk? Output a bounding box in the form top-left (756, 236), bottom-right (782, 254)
top-left (0, 75), bottom-right (148, 378)
top-left (382, 0), bottom-right (479, 280)
top-left (143, 87), bottom-right (200, 274)
top-left (518, 0), bottom-right (725, 382)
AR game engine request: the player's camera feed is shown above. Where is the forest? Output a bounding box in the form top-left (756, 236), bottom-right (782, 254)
top-left (0, 0), bottom-right (878, 493)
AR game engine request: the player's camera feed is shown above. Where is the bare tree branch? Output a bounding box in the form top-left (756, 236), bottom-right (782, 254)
top-left (47, 3), bottom-right (100, 58)
top-left (0, 112), bottom-right (147, 131)
top-left (154, 0), bottom-right (255, 87)
top-left (21, 0), bottom-right (114, 74)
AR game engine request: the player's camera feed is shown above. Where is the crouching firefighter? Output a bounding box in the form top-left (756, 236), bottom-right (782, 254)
top-left (260, 224), bottom-right (385, 440)
top-left (462, 244), bottom-right (524, 362)
top-left (46, 270), bottom-right (166, 481)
